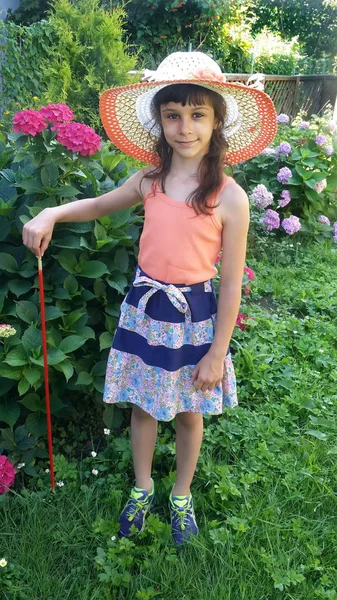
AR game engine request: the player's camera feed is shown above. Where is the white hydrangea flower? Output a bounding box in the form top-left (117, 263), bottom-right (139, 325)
top-left (111, 535), bottom-right (116, 542)
top-left (0, 558), bottom-right (7, 568)
top-left (45, 468), bottom-right (50, 473)
top-left (17, 462), bottom-right (25, 469)
top-left (57, 481), bottom-right (64, 487)
top-left (92, 469), bottom-right (98, 476)
top-left (91, 451), bottom-right (97, 457)
top-left (104, 428), bottom-right (111, 435)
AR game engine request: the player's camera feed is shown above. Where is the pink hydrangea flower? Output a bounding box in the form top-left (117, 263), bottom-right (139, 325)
top-left (13, 109), bottom-right (47, 136)
top-left (39, 103), bottom-right (74, 125)
top-left (262, 209), bottom-right (280, 231)
top-left (281, 215), bottom-right (301, 235)
top-left (277, 114), bottom-right (290, 124)
top-left (236, 313), bottom-right (249, 331)
top-left (315, 179), bottom-right (327, 194)
top-left (319, 215), bottom-right (330, 225)
top-left (0, 456), bottom-right (16, 494)
top-left (244, 266), bottom-right (255, 281)
top-left (277, 141), bottom-right (291, 155)
top-left (279, 190), bottom-right (291, 208)
top-left (56, 122), bottom-right (101, 156)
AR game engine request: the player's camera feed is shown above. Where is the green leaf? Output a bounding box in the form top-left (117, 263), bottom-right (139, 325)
top-left (55, 250), bottom-right (77, 274)
top-left (62, 311), bottom-right (85, 328)
top-left (19, 393), bottom-right (45, 412)
top-left (53, 360), bottom-right (74, 382)
top-left (306, 430), bottom-right (327, 440)
top-left (41, 163), bottom-right (59, 189)
top-left (99, 331), bottom-right (113, 351)
top-left (0, 364), bottom-right (22, 380)
top-left (78, 261), bottom-right (109, 278)
top-left (114, 247), bottom-right (129, 273)
top-left (26, 412), bottom-right (47, 436)
top-left (53, 235), bottom-right (82, 249)
top-left (76, 371), bottom-right (93, 386)
top-left (59, 335), bottom-right (87, 353)
top-left (91, 361), bottom-right (107, 377)
top-left (45, 306), bottom-right (65, 321)
top-left (30, 348), bottom-right (67, 367)
top-left (8, 279), bottom-right (32, 297)
top-left (18, 377), bottom-right (31, 396)
top-left (0, 399), bottom-right (20, 428)
top-left (23, 367), bottom-right (41, 386)
top-left (0, 253), bottom-right (18, 273)
top-left (101, 152), bottom-right (122, 173)
top-left (109, 209), bottom-right (131, 228)
top-left (56, 185), bottom-right (80, 197)
top-left (93, 377), bottom-right (104, 393)
top-left (295, 164), bottom-right (312, 180)
top-left (16, 300), bottom-right (38, 324)
top-left (16, 179), bottom-right (44, 194)
top-left (63, 274), bottom-right (78, 295)
top-left (106, 273), bottom-right (128, 294)
top-left (0, 218), bottom-right (10, 242)
top-left (21, 325), bottom-right (42, 352)
top-left (4, 347), bottom-right (29, 367)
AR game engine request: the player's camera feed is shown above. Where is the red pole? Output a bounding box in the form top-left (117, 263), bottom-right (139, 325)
top-left (37, 256), bottom-right (55, 492)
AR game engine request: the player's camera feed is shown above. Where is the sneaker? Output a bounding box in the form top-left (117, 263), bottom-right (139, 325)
top-left (169, 491), bottom-right (199, 545)
top-left (118, 479), bottom-right (155, 538)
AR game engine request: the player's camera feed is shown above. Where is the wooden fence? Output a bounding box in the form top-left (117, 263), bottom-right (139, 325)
top-left (225, 74), bottom-right (337, 118)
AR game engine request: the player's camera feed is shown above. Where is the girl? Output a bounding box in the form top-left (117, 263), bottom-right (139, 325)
top-left (23, 51), bottom-right (276, 545)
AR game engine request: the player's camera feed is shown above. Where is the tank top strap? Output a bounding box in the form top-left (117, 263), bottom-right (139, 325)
top-left (209, 175), bottom-right (233, 207)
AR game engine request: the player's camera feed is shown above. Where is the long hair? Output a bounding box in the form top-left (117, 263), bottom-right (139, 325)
top-left (143, 84), bottom-right (229, 216)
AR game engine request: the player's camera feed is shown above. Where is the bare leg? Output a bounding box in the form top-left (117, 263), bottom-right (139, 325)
top-left (131, 404), bottom-right (158, 492)
top-left (172, 412), bottom-right (203, 496)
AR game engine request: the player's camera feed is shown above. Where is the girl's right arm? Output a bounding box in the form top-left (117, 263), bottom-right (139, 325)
top-left (22, 170), bottom-right (145, 257)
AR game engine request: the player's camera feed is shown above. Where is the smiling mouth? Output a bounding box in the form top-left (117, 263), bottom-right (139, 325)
top-left (176, 140), bottom-right (198, 146)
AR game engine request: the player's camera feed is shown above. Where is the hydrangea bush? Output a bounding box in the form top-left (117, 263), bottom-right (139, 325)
top-left (233, 112), bottom-right (337, 242)
top-left (0, 103), bottom-right (143, 475)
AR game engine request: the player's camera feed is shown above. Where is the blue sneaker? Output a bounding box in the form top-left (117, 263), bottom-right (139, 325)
top-left (169, 491), bottom-right (199, 545)
top-left (118, 479), bottom-right (155, 538)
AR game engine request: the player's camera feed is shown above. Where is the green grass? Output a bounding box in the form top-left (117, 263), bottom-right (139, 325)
top-left (1, 239), bottom-right (337, 600)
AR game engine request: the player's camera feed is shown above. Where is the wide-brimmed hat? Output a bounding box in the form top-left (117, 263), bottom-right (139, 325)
top-left (99, 51), bottom-right (277, 165)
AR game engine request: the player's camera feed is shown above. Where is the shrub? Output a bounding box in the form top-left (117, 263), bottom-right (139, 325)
top-left (0, 104), bottom-right (143, 476)
top-left (233, 112), bottom-right (337, 242)
top-left (252, 28), bottom-right (304, 75)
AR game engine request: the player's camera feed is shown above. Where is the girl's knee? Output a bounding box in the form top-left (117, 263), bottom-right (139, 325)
top-left (176, 412), bottom-right (203, 428)
top-left (132, 404), bottom-right (156, 420)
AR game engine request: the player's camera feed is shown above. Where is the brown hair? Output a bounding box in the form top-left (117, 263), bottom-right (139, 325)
top-left (142, 83), bottom-right (229, 216)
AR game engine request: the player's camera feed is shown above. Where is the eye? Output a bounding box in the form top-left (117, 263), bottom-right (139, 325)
top-left (167, 113), bottom-right (179, 119)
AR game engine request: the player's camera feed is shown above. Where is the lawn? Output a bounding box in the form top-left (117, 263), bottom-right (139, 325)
top-left (1, 239), bottom-right (337, 600)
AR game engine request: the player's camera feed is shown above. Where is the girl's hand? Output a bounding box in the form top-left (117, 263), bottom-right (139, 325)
top-left (191, 351), bottom-right (224, 392)
top-left (22, 208), bottom-right (56, 257)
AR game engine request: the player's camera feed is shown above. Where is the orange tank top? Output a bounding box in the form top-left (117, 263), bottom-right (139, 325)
top-left (138, 177), bottom-right (230, 285)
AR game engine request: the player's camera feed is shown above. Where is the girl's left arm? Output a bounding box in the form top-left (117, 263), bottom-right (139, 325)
top-left (211, 182), bottom-right (250, 359)
top-left (192, 182), bottom-right (250, 392)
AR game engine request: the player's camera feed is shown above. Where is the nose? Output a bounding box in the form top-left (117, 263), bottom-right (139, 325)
top-left (178, 116), bottom-right (193, 136)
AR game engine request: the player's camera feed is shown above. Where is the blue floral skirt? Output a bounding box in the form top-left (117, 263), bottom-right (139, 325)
top-left (103, 266), bottom-right (238, 421)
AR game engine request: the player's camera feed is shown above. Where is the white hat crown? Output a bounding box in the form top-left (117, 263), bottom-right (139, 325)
top-left (143, 52), bottom-right (224, 83)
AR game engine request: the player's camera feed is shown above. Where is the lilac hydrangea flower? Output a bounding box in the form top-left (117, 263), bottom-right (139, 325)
top-left (298, 121), bottom-right (310, 129)
top-left (315, 134), bottom-right (327, 146)
top-left (261, 147), bottom-right (276, 157)
top-left (277, 141), bottom-right (291, 155)
top-left (277, 114), bottom-right (290, 124)
top-left (250, 184), bottom-right (273, 209)
top-left (327, 121), bottom-right (337, 134)
top-left (281, 215), bottom-right (301, 235)
top-left (262, 209), bottom-right (280, 231)
top-left (277, 167), bottom-right (292, 184)
top-left (324, 145), bottom-right (333, 156)
top-left (319, 215), bottom-right (330, 226)
top-left (315, 179), bottom-right (327, 194)
top-left (279, 190), bottom-right (291, 208)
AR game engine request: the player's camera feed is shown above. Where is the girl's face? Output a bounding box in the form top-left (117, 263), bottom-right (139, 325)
top-left (159, 99), bottom-right (217, 161)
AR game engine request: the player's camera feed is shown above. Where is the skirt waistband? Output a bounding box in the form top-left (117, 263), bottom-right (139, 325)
top-left (135, 266), bottom-right (213, 293)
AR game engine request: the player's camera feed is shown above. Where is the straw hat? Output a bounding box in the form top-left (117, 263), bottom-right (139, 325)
top-left (99, 51), bottom-right (277, 165)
